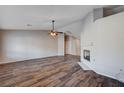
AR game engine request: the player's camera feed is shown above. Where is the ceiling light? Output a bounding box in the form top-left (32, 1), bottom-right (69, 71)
top-left (49, 20), bottom-right (58, 37)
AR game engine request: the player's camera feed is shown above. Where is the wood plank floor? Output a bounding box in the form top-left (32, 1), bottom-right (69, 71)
top-left (0, 55), bottom-right (124, 87)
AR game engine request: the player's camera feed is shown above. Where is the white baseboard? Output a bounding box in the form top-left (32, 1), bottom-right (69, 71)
top-left (78, 62), bottom-right (91, 70)
top-left (77, 61), bottom-right (124, 83)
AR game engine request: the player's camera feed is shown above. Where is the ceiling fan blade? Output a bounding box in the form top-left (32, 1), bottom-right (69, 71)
top-left (57, 32), bottom-right (63, 34)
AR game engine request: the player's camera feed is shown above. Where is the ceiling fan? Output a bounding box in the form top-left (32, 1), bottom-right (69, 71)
top-left (49, 20), bottom-right (63, 37)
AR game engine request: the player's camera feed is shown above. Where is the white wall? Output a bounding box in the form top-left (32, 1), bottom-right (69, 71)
top-left (0, 30), bottom-right (58, 63)
top-left (58, 33), bottom-right (65, 56)
top-left (81, 11), bottom-right (124, 82)
top-left (81, 11), bottom-right (95, 65)
top-left (58, 20), bottom-right (83, 39)
top-left (65, 36), bottom-right (74, 55)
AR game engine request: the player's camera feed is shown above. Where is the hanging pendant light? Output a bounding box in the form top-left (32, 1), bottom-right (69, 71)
top-left (49, 20), bottom-right (58, 37)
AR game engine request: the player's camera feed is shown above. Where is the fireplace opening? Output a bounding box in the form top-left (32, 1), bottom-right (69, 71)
top-left (83, 50), bottom-right (90, 62)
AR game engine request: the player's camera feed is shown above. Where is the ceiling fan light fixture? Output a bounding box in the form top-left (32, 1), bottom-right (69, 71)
top-left (49, 30), bottom-right (58, 36)
top-left (49, 20), bottom-right (58, 37)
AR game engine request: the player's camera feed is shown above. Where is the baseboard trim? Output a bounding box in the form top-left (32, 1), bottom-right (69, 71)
top-left (78, 61), bottom-right (124, 83)
top-left (78, 62), bottom-right (91, 70)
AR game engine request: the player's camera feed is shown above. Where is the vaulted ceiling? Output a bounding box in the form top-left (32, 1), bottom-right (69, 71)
top-left (0, 5), bottom-right (104, 30)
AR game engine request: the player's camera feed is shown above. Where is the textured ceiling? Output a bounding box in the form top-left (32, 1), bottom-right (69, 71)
top-left (0, 5), bottom-right (104, 30)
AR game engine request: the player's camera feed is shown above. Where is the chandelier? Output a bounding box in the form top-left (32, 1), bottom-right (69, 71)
top-left (49, 20), bottom-right (58, 37)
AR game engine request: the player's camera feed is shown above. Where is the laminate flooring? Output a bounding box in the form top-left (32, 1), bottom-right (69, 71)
top-left (0, 55), bottom-right (124, 87)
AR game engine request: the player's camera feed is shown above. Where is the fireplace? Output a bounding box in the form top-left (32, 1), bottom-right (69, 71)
top-left (83, 50), bottom-right (90, 62)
